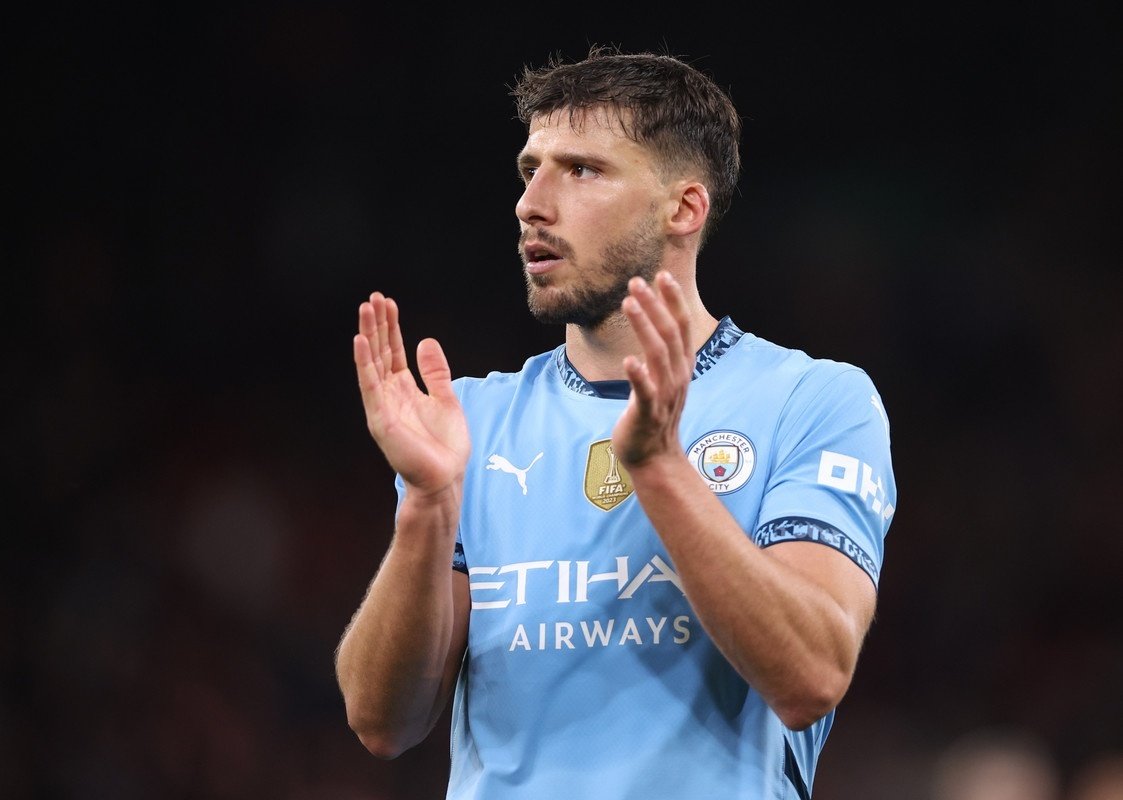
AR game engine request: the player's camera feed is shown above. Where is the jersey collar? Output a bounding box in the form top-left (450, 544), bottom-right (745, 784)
top-left (555, 316), bottom-right (745, 398)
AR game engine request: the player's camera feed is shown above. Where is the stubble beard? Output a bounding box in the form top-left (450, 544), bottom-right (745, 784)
top-left (523, 213), bottom-right (664, 330)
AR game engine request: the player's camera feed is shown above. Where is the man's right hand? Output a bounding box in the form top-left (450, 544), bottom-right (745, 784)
top-left (353, 293), bottom-right (471, 498)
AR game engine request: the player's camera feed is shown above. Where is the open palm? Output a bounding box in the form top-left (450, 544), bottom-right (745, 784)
top-left (354, 293), bottom-right (470, 496)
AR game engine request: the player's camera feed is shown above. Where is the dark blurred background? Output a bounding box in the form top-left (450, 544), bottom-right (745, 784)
top-left (8, 3), bottom-right (1122, 799)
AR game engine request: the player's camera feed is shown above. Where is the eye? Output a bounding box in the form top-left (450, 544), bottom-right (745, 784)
top-left (570, 164), bottom-right (596, 178)
top-left (518, 166), bottom-right (537, 184)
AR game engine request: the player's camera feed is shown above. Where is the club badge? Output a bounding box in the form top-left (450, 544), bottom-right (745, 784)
top-left (688, 430), bottom-right (755, 494)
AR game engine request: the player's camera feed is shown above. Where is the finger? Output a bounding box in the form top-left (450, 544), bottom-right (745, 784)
top-left (655, 271), bottom-right (693, 366)
top-left (363, 293), bottom-right (386, 378)
top-left (633, 274), bottom-right (689, 381)
top-left (625, 279), bottom-right (675, 384)
top-left (415, 338), bottom-right (457, 403)
top-left (358, 299), bottom-right (376, 341)
top-left (621, 293), bottom-right (671, 402)
top-left (354, 332), bottom-right (374, 378)
top-left (371, 293), bottom-right (395, 377)
top-left (353, 333), bottom-right (384, 413)
top-left (622, 353), bottom-right (655, 406)
top-left (635, 274), bottom-right (685, 361)
top-left (358, 300), bottom-right (385, 379)
top-left (385, 297), bottom-right (408, 374)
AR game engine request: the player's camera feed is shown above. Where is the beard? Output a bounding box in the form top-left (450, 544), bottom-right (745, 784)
top-left (522, 212), bottom-right (664, 329)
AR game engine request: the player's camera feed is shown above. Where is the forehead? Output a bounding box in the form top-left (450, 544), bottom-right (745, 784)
top-left (523, 106), bottom-right (651, 164)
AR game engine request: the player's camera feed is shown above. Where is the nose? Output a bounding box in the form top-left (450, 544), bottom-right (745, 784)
top-left (515, 170), bottom-right (555, 227)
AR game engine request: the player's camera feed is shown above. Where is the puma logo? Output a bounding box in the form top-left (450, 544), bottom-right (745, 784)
top-left (486, 452), bottom-right (544, 495)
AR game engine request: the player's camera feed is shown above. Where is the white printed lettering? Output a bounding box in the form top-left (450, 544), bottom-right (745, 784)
top-left (555, 622), bottom-right (574, 649)
top-left (581, 619), bottom-right (615, 647)
top-left (509, 624), bottom-right (531, 651)
top-left (575, 557), bottom-right (629, 602)
top-left (673, 615), bottom-right (691, 643)
top-left (817, 450), bottom-right (859, 491)
top-left (470, 554), bottom-right (686, 609)
top-left (556, 560), bottom-right (571, 603)
top-left (469, 566), bottom-right (510, 610)
top-left (859, 463), bottom-right (883, 514)
top-left (498, 560), bottom-right (553, 606)
top-left (506, 616), bottom-right (692, 652)
top-left (618, 618), bottom-right (642, 645)
top-left (818, 450), bottom-right (894, 521)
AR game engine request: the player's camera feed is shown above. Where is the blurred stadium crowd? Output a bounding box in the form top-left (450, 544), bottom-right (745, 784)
top-left (8, 4), bottom-right (1120, 798)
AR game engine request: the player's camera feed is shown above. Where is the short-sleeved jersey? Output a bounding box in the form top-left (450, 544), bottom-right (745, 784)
top-left (393, 317), bottom-right (897, 800)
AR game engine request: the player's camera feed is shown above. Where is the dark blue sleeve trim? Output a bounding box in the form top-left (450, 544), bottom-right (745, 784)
top-left (452, 541), bottom-right (468, 574)
top-left (754, 517), bottom-right (879, 586)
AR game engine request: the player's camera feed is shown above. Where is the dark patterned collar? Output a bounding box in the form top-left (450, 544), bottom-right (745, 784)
top-left (555, 316), bottom-right (745, 398)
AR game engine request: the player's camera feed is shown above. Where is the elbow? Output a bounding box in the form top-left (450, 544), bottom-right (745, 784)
top-left (356, 730), bottom-right (411, 761)
top-left (345, 706), bottom-right (424, 760)
top-left (773, 670), bottom-right (851, 732)
top-left (776, 702), bottom-right (834, 732)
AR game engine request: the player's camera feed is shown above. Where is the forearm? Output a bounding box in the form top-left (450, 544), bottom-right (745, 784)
top-left (628, 454), bottom-right (865, 730)
top-left (335, 491), bottom-right (462, 755)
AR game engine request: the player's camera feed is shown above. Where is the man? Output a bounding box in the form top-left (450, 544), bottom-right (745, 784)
top-left (335, 45), bottom-right (897, 799)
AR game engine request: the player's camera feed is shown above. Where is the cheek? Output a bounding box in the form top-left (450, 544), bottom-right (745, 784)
top-left (569, 193), bottom-right (639, 234)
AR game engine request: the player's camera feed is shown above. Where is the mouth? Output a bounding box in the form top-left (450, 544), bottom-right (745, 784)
top-left (522, 241), bottom-right (563, 275)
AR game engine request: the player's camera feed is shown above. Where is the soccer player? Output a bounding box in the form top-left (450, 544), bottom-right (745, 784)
top-left (335, 45), bottom-right (897, 799)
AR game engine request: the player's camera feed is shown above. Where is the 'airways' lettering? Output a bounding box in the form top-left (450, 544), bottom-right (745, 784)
top-left (508, 615), bottom-right (692, 651)
top-left (469, 555), bottom-right (682, 610)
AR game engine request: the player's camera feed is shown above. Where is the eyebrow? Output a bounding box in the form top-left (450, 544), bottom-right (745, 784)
top-left (516, 150), bottom-right (612, 173)
top-left (516, 152), bottom-right (539, 172)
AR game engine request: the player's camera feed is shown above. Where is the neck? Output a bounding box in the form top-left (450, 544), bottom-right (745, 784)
top-left (563, 279), bottom-right (718, 382)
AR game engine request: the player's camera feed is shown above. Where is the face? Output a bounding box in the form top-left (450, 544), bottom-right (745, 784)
top-left (515, 107), bottom-right (669, 329)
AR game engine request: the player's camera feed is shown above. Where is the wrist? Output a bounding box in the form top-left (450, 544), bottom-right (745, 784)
top-left (392, 487), bottom-right (463, 557)
top-left (623, 449), bottom-right (693, 486)
top-left (398, 482), bottom-right (463, 520)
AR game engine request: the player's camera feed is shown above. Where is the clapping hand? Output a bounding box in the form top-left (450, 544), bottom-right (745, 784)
top-left (612, 272), bottom-right (694, 469)
top-left (353, 293), bottom-right (471, 497)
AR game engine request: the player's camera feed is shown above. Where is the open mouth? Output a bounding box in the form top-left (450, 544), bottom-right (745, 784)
top-left (523, 242), bottom-right (562, 274)
top-left (524, 243), bottom-right (560, 263)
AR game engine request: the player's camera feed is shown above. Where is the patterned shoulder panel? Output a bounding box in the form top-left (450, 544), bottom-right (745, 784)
top-left (694, 316), bottom-right (744, 378)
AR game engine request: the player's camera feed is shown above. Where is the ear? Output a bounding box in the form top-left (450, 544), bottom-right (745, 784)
top-left (665, 180), bottom-right (710, 238)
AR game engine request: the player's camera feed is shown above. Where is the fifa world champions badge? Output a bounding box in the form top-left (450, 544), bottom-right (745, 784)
top-left (583, 439), bottom-right (635, 511)
top-left (688, 431), bottom-right (756, 494)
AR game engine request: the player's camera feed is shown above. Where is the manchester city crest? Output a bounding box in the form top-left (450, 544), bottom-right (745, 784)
top-left (688, 431), bottom-right (755, 494)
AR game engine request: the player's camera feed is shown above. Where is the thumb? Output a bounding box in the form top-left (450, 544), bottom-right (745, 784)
top-left (416, 338), bottom-right (455, 401)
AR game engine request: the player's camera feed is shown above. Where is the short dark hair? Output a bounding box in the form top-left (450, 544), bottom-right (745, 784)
top-left (511, 44), bottom-right (742, 245)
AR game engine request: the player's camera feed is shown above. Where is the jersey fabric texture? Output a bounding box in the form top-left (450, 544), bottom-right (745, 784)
top-left (393, 317), bottom-right (897, 800)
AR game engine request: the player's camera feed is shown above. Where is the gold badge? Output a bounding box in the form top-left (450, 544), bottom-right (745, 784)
top-left (583, 439), bottom-right (634, 511)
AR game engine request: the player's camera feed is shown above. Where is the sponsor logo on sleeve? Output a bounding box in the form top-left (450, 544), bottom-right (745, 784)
top-left (817, 450), bottom-right (895, 521)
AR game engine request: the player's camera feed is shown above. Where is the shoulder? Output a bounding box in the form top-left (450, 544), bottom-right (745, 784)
top-left (451, 348), bottom-right (559, 404)
top-left (734, 331), bottom-right (878, 399)
top-left (729, 332), bottom-right (889, 441)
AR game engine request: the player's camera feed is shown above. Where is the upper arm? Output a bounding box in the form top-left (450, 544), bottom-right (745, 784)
top-left (764, 540), bottom-right (878, 648)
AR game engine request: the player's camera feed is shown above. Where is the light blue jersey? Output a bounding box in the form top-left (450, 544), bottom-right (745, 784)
top-left (394, 318), bottom-right (896, 799)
